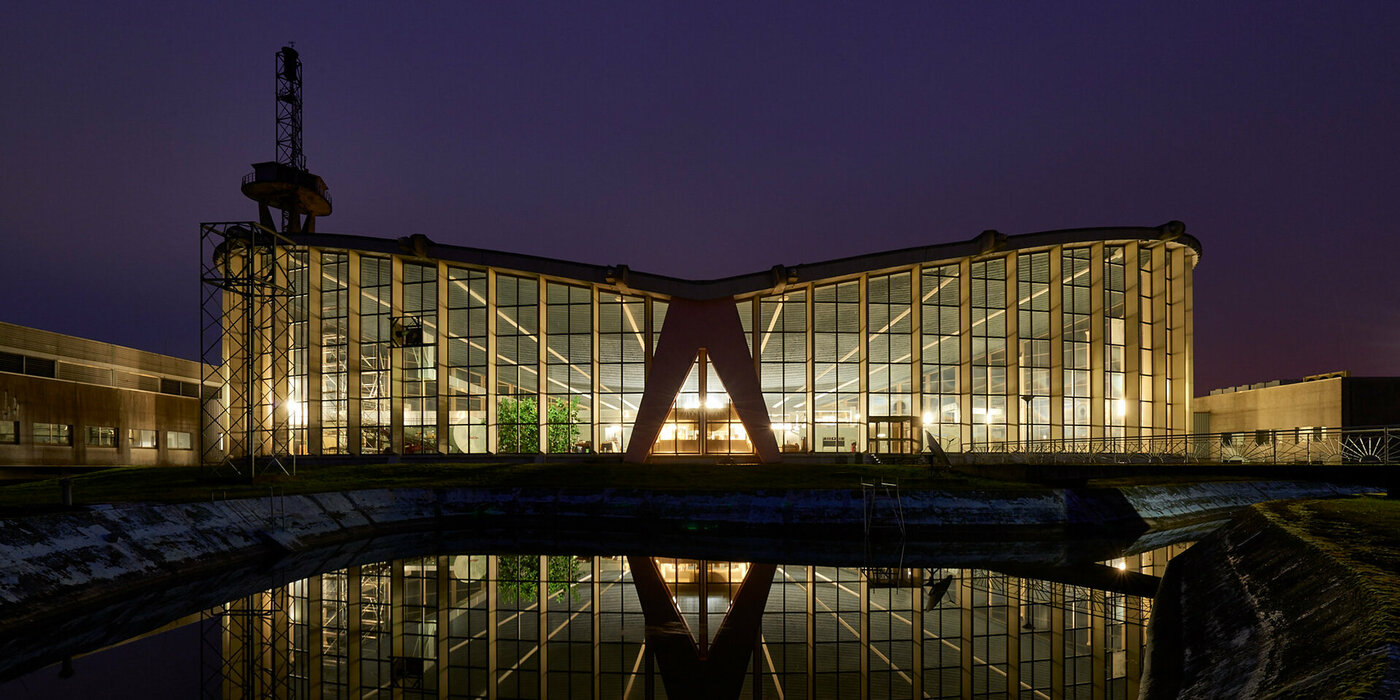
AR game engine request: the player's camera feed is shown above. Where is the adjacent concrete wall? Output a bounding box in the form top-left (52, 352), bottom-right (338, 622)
top-left (0, 372), bottom-right (200, 467)
top-left (1194, 377), bottom-right (1343, 433)
top-left (0, 321), bottom-right (207, 467)
top-left (1195, 376), bottom-right (1400, 434)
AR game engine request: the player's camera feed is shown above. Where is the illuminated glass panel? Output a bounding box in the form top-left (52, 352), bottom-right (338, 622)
top-left (319, 252), bottom-right (349, 453)
top-left (1104, 247), bottom-right (1127, 440)
top-left (970, 258), bottom-right (1008, 446)
top-left (402, 263), bottom-right (437, 453)
top-left (287, 250), bottom-right (308, 454)
top-left (920, 264), bottom-right (962, 452)
top-left (545, 282), bottom-right (592, 453)
top-left (813, 281), bottom-right (861, 452)
top-left (759, 290), bottom-right (808, 453)
top-left (1138, 248), bottom-right (1154, 434)
top-left (1062, 248), bottom-right (1092, 442)
top-left (598, 292), bottom-right (646, 454)
top-left (495, 274), bottom-right (540, 453)
top-left (867, 272), bottom-right (914, 453)
top-left (1017, 252), bottom-right (1051, 443)
top-left (446, 267), bottom-right (488, 453)
top-left (360, 257), bottom-right (392, 454)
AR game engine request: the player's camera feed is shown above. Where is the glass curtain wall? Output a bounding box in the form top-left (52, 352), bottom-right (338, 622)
top-left (970, 259), bottom-right (1008, 447)
top-left (446, 267), bottom-right (488, 453)
top-left (759, 290), bottom-right (808, 453)
top-left (239, 239), bottom-right (1193, 459)
top-left (319, 252), bottom-right (349, 453)
top-left (360, 257), bottom-right (392, 454)
top-left (1017, 253), bottom-right (1051, 444)
top-left (1062, 248), bottom-right (1092, 442)
top-left (813, 281), bottom-right (861, 452)
top-left (1138, 249), bottom-right (1154, 435)
top-left (597, 292), bottom-right (646, 454)
top-left (286, 250), bottom-right (309, 454)
top-left (920, 263), bottom-right (962, 452)
top-left (403, 263), bottom-right (437, 453)
top-left (653, 361), bottom-right (701, 455)
top-left (867, 272), bottom-right (914, 453)
top-left (545, 282), bottom-right (592, 453)
top-left (1163, 253), bottom-right (1177, 433)
top-left (1104, 247), bottom-right (1127, 441)
top-left (703, 359), bottom-right (750, 454)
top-left (495, 274), bottom-right (540, 453)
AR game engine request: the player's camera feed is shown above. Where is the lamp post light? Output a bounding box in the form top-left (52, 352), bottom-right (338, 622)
top-left (1020, 394), bottom-right (1034, 455)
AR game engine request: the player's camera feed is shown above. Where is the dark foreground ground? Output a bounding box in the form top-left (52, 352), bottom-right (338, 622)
top-left (0, 459), bottom-right (1267, 515)
top-left (1143, 495), bottom-right (1400, 699)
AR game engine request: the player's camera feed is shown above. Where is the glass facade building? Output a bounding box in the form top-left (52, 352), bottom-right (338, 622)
top-left (212, 223), bottom-right (1199, 462)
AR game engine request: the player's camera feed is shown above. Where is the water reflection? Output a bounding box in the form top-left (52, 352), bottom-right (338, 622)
top-left (190, 544), bottom-right (1190, 699)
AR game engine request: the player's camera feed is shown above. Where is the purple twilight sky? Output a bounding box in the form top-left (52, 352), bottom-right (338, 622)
top-left (2, 2), bottom-right (1398, 393)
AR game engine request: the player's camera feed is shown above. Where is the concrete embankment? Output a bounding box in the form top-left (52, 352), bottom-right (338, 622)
top-left (1142, 502), bottom-right (1400, 699)
top-left (0, 481), bottom-right (1361, 624)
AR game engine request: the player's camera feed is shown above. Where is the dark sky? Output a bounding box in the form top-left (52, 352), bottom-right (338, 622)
top-left (3, 2), bottom-right (1398, 393)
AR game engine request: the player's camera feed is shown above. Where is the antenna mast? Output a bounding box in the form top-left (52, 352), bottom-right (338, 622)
top-left (240, 45), bottom-right (331, 233)
top-left (275, 45), bottom-right (305, 172)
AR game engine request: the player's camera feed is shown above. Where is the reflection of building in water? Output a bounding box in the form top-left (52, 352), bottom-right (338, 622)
top-left (204, 545), bottom-right (1190, 698)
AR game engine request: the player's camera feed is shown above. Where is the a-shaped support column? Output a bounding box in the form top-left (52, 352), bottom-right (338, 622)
top-left (627, 556), bottom-right (777, 699)
top-left (625, 297), bottom-right (781, 463)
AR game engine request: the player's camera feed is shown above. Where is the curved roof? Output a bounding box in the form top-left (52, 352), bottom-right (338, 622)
top-left (292, 221), bottom-right (1200, 300)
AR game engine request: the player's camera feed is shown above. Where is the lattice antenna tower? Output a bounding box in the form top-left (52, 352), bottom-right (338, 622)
top-left (275, 45), bottom-right (305, 173)
top-left (242, 46), bottom-right (331, 234)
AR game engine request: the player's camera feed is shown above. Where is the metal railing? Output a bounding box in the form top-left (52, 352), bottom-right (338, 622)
top-left (936, 426), bottom-right (1400, 465)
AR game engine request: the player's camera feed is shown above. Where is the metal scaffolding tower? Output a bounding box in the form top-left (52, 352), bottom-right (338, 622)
top-left (200, 222), bottom-right (299, 478)
top-left (201, 586), bottom-right (293, 699)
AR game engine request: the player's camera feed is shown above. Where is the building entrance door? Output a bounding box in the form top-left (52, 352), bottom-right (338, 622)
top-left (867, 417), bottom-right (916, 454)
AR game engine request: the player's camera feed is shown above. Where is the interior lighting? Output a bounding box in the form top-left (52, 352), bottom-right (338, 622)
top-left (922, 411), bottom-right (934, 424)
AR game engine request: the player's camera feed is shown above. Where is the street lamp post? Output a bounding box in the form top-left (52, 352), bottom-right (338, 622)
top-left (1020, 394), bottom-right (1034, 454)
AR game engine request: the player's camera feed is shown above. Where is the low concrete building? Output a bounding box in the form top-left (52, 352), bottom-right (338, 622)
top-left (1194, 372), bottom-right (1400, 435)
top-left (0, 321), bottom-right (212, 468)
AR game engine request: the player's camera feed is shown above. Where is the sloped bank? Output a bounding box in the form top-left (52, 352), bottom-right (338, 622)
top-left (0, 480), bottom-right (1366, 680)
top-left (0, 481), bottom-right (1353, 605)
top-left (1141, 498), bottom-right (1400, 699)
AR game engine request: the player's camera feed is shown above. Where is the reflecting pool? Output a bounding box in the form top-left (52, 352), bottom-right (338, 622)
top-left (0, 542), bottom-right (1193, 699)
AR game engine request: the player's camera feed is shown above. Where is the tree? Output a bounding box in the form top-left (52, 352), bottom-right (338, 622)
top-left (495, 395), bottom-right (539, 453)
top-left (495, 395), bottom-right (582, 453)
top-left (546, 396), bottom-right (583, 453)
top-left (496, 555), bottom-right (582, 605)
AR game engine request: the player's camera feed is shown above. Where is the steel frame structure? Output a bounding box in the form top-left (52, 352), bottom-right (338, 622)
top-left (200, 221), bottom-right (300, 478)
top-left (275, 45), bottom-right (305, 235)
top-left (201, 586), bottom-right (292, 700)
top-left (275, 46), bottom-right (304, 172)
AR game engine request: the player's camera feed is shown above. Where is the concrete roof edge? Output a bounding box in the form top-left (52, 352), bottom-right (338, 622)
top-left (290, 222), bottom-right (1200, 299)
